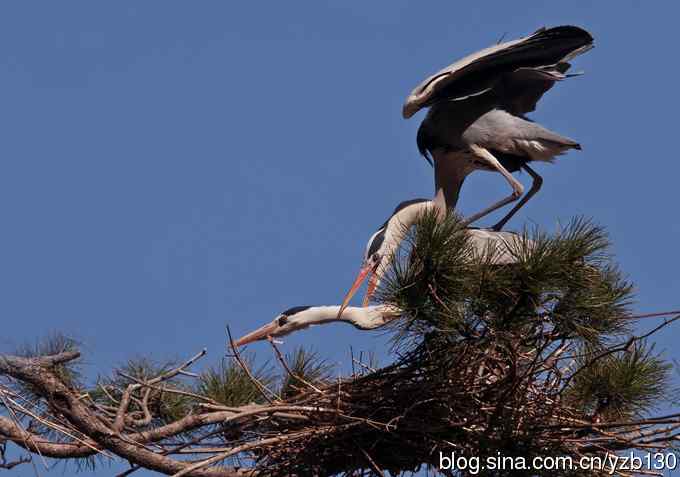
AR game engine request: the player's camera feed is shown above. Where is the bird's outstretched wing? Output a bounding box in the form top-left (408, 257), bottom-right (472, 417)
top-left (496, 64), bottom-right (577, 116)
top-left (402, 26), bottom-right (593, 119)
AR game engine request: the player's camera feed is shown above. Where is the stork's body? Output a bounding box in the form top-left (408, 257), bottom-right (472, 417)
top-left (406, 26), bottom-right (593, 230)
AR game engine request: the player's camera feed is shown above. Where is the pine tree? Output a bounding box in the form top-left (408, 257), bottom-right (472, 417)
top-left (0, 212), bottom-right (677, 476)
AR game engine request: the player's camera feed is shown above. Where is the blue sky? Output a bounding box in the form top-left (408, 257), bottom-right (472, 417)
top-left (1, 2), bottom-right (679, 475)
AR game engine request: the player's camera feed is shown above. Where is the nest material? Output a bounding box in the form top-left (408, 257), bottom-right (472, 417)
top-left (245, 337), bottom-right (647, 476)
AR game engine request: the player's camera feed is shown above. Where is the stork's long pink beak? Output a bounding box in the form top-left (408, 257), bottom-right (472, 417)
top-left (234, 321), bottom-right (279, 347)
top-left (337, 262), bottom-right (379, 319)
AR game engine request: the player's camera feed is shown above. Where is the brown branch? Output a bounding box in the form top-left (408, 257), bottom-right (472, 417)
top-left (114, 349), bottom-right (208, 432)
top-left (0, 352), bottom-right (252, 477)
top-left (117, 371), bottom-right (220, 405)
top-left (560, 314), bottom-right (680, 391)
top-left (226, 327), bottom-right (278, 403)
top-left (268, 338), bottom-right (323, 394)
top-left (172, 425), bottom-right (356, 477)
top-left (0, 416), bottom-right (95, 458)
top-left (358, 446), bottom-right (385, 477)
top-left (0, 391), bottom-right (112, 458)
top-left (625, 310), bottom-right (680, 320)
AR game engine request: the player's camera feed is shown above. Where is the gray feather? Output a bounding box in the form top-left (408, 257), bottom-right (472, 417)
top-left (403, 25), bottom-right (593, 119)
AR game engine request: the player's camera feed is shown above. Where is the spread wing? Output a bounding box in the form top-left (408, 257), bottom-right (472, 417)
top-left (403, 26), bottom-right (593, 119)
top-left (496, 63), bottom-right (585, 116)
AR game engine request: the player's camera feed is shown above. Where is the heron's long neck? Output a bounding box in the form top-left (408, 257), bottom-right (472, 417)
top-left (299, 306), bottom-right (361, 324)
top-left (433, 151), bottom-right (467, 210)
top-left (303, 306), bottom-right (382, 329)
top-left (376, 201), bottom-right (434, 279)
top-left (292, 306), bottom-right (343, 326)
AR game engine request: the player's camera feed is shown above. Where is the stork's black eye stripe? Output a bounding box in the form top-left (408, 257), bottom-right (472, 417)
top-left (278, 316), bottom-right (289, 326)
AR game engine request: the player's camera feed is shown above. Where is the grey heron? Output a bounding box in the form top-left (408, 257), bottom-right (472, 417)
top-left (234, 305), bottom-right (402, 346)
top-left (336, 198), bottom-right (530, 319)
top-left (235, 198), bottom-right (532, 346)
top-left (404, 26), bottom-right (593, 230)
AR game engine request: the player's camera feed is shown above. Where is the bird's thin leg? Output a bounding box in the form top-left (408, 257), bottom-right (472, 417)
top-left (491, 164), bottom-right (543, 231)
top-left (461, 145), bottom-right (524, 227)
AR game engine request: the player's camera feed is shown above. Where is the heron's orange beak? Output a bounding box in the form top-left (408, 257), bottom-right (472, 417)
top-left (363, 272), bottom-right (380, 307)
top-left (234, 321), bottom-right (279, 347)
top-left (337, 261), bottom-right (379, 319)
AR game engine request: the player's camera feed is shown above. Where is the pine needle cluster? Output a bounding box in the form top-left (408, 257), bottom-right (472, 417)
top-left (252, 212), bottom-right (675, 475)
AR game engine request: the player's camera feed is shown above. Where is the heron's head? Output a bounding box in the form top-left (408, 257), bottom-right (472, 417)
top-left (336, 228), bottom-right (387, 319)
top-left (416, 121), bottom-right (435, 166)
top-left (234, 305), bottom-right (313, 346)
top-left (337, 199), bottom-right (432, 319)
